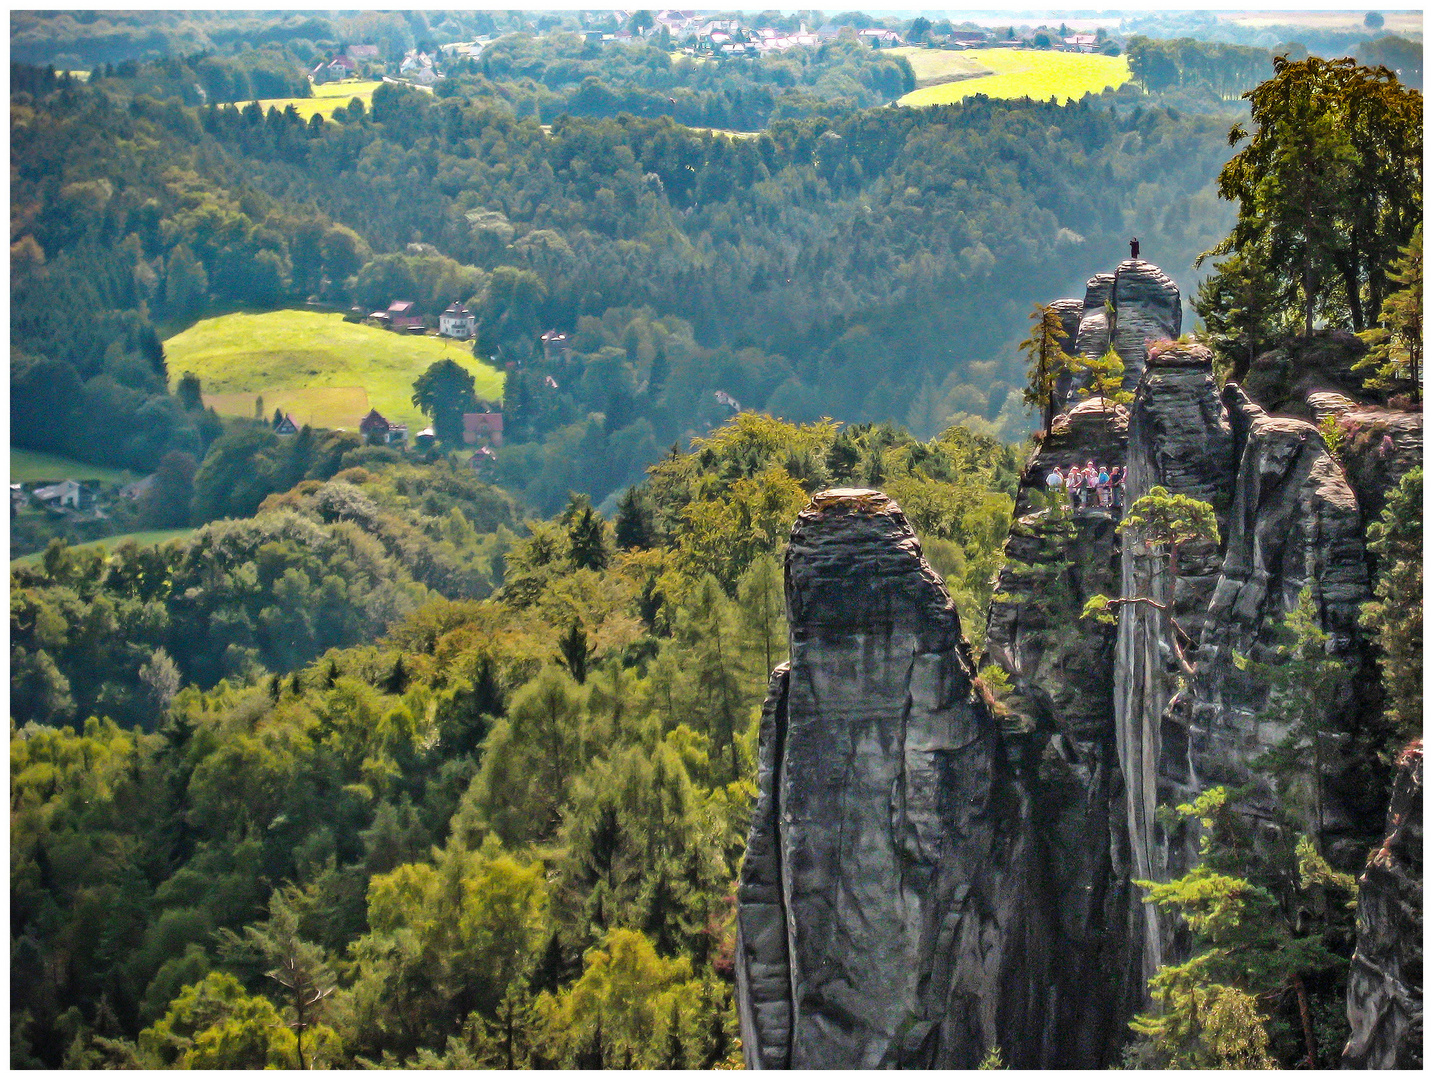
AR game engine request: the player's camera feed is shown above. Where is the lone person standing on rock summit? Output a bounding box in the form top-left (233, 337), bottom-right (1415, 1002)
top-left (1130, 236), bottom-right (1140, 258)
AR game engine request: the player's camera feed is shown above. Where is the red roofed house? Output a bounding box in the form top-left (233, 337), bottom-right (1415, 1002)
top-left (370, 300), bottom-right (423, 331)
top-left (328, 54), bottom-right (356, 75)
top-left (463, 412), bottom-right (504, 447)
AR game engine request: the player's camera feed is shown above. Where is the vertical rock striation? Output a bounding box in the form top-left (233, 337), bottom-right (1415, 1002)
top-left (736, 489), bottom-right (1034, 1069)
top-left (739, 256), bottom-right (1411, 1069)
top-left (985, 397), bottom-right (1147, 1066)
top-left (1109, 260), bottom-right (1182, 392)
top-left (1194, 386), bottom-right (1370, 813)
top-left (1073, 272), bottom-right (1115, 362)
top-left (1344, 740), bottom-right (1423, 1069)
top-left (1114, 342), bottom-right (1232, 976)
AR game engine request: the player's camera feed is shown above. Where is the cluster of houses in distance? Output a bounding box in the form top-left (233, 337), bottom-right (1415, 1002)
top-left (306, 10), bottom-right (1113, 87)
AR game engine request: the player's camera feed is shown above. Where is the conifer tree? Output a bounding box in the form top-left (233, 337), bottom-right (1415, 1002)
top-left (1355, 224), bottom-right (1422, 401)
top-left (1083, 486), bottom-right (1219, 673)
top-left (1020, 303), bottom-right (1077, 432)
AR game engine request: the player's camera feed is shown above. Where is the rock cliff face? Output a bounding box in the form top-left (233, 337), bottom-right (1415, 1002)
top-left (1113, 342), bottom-right (1234, 975)
top-left (736, 259), bottom-right (1418, 1069)
top-left (1060, 259), bottom-right (1181, 403)
top-left (736, 489), bottom-right (1036, 1069)
top-left (1072, 273), bottom-right (1115, 362)
top-left (1343, 740), bottom-right (1423, 1069)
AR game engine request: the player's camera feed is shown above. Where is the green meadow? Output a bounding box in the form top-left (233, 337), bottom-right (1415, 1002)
top-left (165, 309), bottom-right (504, 432)
top-left (10, 448), bottom-right (133, 485)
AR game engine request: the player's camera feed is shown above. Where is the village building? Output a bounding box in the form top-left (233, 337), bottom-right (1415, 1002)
top-left (540, 329), bottom-right (572, 363)
top-left (370, 300), bottom-right (424, 331)
top-left (346, 44), bottom-right (380, 61)
top-left (463, 412), bottom-right (504, 447)
top-left (1063, 33), bottom-right (1099, 52)
top-left (359, 409), bottom-right (408, 446)
top-left (439, 302), bottom-right (477, 339)
top-left (467, 446), bottom-right (498, 472)
top-left (32, 479), bottom-right (93, 511)
top-left (945, 30), bottom-right (992, 48)
top-left (414, 427), bottom-right (438, 451)
top-left (273, 412), bottom-right (300, 435)
top-left (856, 28), bottom-right (903, 48)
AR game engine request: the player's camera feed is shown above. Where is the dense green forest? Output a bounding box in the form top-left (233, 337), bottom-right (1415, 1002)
top-left (10, 13), bottom-right (1422, 1070)
top-left (10, 415), bottom-right (1019, 1067)
top-left (12, 50), bottom-right (1238, 517)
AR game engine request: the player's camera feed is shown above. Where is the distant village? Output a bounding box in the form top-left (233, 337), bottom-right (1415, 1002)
top-left (310, 10), bottom-right (1114, 89)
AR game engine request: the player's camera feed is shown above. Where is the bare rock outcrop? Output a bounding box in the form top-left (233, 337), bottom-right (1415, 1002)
top-left (1110, 260), bottom-right (1182, 391)
top-left (1244, 330), bottom-right (1371, 416)
top-left (1073, 273), bottom-right (1115, 362)
top-left (1343, 740), bottom-right (1423, 1069)
top-left (739, 258), bottom-right (1412, 1069)
top-left (1056, 260), bottom-right (1181, 407)
top-left (735, 489), bottom-right (1035, 1069)
top-left (1308, 397), bottom-right (1423, 528)
top-left (985, 397), bottom-right (1147, 1066)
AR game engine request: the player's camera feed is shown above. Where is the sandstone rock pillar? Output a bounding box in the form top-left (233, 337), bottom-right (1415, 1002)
top-left (735, 488), bottom-right (1025, 1069)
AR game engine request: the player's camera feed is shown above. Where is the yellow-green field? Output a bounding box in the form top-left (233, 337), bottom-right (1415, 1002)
top-left (221, 79), bottom-right (381, 120)
top-left (10, 448), bottom-right (133, 485)
top-left (11, 528), bottom-right (195, 566)
top-left (895, 47), bottom-right (995, 87)
top-left (895, 48), bottom-right (1130, 107)
top-left (202, 387), bottom-right (372, 432)
top-left (166, 309), bottom-right (504, 432)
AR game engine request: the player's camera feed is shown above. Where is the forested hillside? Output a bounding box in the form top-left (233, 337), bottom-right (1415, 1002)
top-left (12, 56), bottom-right (1235, 516)
top-left (10, 415), bottom-right (1018, 1067)
top-left (11, 14), bottom-right (1421, 1070)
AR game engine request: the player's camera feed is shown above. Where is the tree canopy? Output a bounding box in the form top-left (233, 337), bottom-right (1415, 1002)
top-left (1205, 55), bottom-right (1421, 336)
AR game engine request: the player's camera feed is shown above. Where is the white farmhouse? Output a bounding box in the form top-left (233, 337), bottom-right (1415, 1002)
top-left (439, 301), bottom-right (477, 339)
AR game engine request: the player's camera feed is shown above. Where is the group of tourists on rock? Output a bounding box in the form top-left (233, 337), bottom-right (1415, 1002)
top-left (1045, 460), bottom-right (1125, 512)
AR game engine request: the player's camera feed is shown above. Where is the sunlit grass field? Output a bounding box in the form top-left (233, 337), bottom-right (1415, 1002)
top-left (893, 47), bottom-right (994, 86)
top-left (10, 448), bottom-right (133, 485)
top-left (896, 48), bottom-right (1130, 106)
top-left (166, 309), bottom-right (504, 432)
top-left (221, 79), bottom-right (381, 120)
top-left (201, 387), bottom-right (373, 431)
top-left (11, 528), bottom-right (195, 566)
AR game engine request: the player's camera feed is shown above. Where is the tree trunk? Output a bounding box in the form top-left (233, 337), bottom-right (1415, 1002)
top-left (1291, 973), bottom-right (1318, 1068)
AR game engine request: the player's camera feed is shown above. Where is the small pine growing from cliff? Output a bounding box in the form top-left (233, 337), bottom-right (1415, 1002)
top-left (1129, 787), bottom-right (1357, 1068)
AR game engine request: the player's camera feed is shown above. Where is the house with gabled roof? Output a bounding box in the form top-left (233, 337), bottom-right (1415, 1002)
top-left (463, 411), bottom-right (504, 447)
top-left (32, 479), bottom-right (94, 510)
top-left (273, 412), bottom-right (300, 435)
top-left (359, 408), bottom-right (407, 445)
top-left (371, 300), bottom-right (423, 331)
